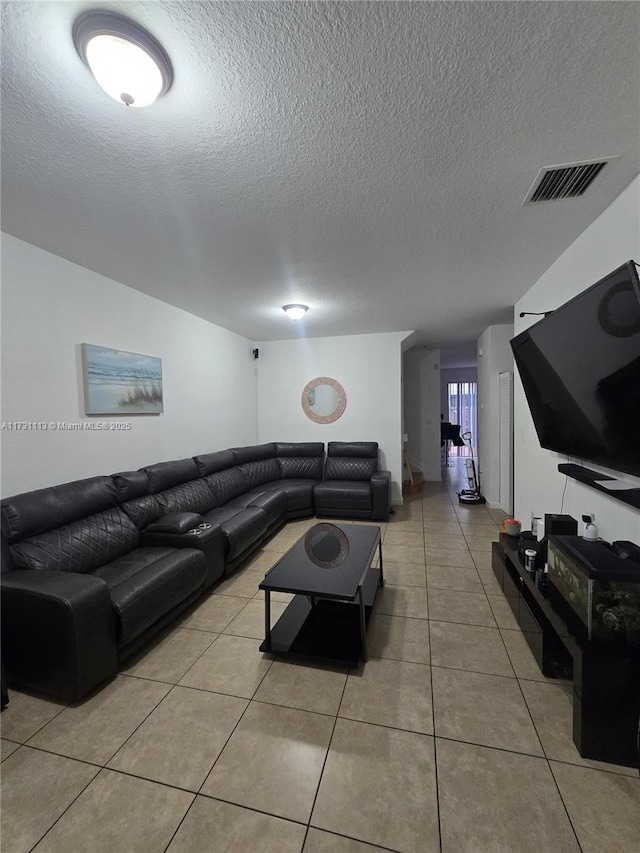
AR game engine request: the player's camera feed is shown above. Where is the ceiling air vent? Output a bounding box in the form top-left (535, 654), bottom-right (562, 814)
top-left (524, 158), bottom-right (615, 204)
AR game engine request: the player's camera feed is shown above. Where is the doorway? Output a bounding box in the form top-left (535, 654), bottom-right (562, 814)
top-left (446, 381), bottom-right (477, 457)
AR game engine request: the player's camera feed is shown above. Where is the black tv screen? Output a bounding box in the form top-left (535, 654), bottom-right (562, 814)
top-left (511, 261), bottom-right (640, 478)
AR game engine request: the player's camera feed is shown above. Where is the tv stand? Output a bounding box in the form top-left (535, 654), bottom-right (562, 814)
top-left (558, 463), bottom-right (640, 510)
top-left (492, 534), bottom-right (639, 769)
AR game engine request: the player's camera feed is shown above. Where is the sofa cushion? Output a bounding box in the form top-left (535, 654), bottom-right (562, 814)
top-left (327, 441), bottom-right (379, 458)
top-left (155, 479), bottom-right (217, 515)
top-left (238, 458), bottom-right (280, 489)
top-left (275, 442), bottom-right (324, 458)
top-left (204, 468), bottom-right (249, 506)
top-left (244, 489), bottom-right (287, 525)
top-left (313, 481), bottom-right (373, 511)
top-left (193, 450), bottom-right (235, 477)
top-left (278, 456), bottom-right (323, 479)
top-left (1, 476), bottom-right (119, 542)
top-left (264, 479), bottom-right (317, 513)
top-left (231, 444), bottom-right (276, 465)
top-left (10, 508), bottom-right (140, 573)
top-left (111, 470), bottom-right (149, 501)
top-left (142, 458), bottom-right (200, 493)
top-left (93, 547), bottom-right (207, 646)
top-left (109, 471), bottom-right (163, 530)
top-left (120, 495), bottom-right (163, 530)
top-left (202, 506), bottom-right (268, 561)
top-left (223, 479), bottom-right (315, 515)
top-left (324, 456), bottom-right (377, 481)
top-left (324, 441), bottom-right (379, 481)
top-left (275, 443), bottom-right (324, 480)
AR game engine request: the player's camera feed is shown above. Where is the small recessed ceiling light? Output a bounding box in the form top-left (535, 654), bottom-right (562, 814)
top-left (283, 304), bottom-right (309, 321)
top-left (73, 11), bottom-right (173, 108)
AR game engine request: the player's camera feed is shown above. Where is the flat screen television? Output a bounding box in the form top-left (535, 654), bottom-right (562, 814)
top-left (510, 260), bottom-right (640, 478)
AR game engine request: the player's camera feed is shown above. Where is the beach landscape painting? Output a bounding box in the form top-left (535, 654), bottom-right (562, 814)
top-left (82, 344), bottom-right (163, 415)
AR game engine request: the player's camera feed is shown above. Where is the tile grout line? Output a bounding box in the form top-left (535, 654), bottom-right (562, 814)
top-left (546, 762), bottom-right (587, 853)
top-left (427, 489), bottom-right (452, 853)
top-left (300, 659), bottom-right (351, 851)
top-left (25, 763), bottom-right (106, 852)
top-left (181, 791), bottom-right (311, 827)
top-left (191, 643), bottom-right (276, 795)
top-left (158, 638), bottom-right (279, 848)
top-left (6, 698), bottom-right (69, 747)
top-left (545, 755), bottom-right (640, 781)
top-left (5, 740), bottom-right (106, 771)
top-left (101, 679), bottom-right (181, 767)
top-left (22, 671), bottom-right (173, 771)
top-left (161, 792), bottom-right (198, 853)
top-left (432, 733), bottom-right (551, 763)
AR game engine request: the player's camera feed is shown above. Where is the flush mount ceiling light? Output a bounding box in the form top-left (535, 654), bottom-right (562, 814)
top-left (282, 304), bottom-right (309, 321)
top-left (73, 11), bottom-right (173, 108)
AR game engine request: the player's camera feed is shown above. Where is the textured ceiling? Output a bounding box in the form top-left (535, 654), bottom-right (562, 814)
top-left (1, 1), bottom-right (639, 350)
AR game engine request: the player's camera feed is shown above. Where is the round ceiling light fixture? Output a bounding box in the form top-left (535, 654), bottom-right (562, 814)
top-left (282, 304), bottom-right (309, 321)
top-left (73, 11), bottom-right (173, 108)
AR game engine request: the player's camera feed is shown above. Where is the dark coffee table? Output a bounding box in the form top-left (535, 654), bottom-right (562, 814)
top-left (259, 523), bottom-right (383, 666)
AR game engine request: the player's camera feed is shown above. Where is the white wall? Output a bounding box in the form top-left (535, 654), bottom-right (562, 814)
top-left (403, 348), bottom-right (441, 482)
top-left (477, 324), bottom-right (514, 510)
top-left (256, 332), bottom-right (411, 504)
top-left (514, 176), bottom-right (640, 543)
top-left (0, 234), bottom-right (258, 495)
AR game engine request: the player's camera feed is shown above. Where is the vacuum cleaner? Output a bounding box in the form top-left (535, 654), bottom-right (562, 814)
top-left (458, 432), bottom-right (486, 505)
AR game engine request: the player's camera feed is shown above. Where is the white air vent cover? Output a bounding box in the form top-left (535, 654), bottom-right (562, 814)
top-left (524, 157), bottom-right (616, 204)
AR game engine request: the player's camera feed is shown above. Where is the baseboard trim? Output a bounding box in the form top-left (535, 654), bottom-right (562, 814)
top-left (486, 500), bottom-right (507, 511)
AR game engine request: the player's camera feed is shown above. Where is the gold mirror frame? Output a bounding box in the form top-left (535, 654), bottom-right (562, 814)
top-left (301, 376), bottom-right (347, 424)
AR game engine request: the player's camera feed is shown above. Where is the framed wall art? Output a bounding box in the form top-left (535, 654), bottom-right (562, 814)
top-left (82, 344), bottom-right (163, 415)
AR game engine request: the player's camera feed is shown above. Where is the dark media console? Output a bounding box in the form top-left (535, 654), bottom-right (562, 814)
top-left (492, 533), bottom-right (640, 769)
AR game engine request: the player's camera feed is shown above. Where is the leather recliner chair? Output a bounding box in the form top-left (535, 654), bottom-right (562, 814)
top-left (313, 442), bottom-right (391, 521)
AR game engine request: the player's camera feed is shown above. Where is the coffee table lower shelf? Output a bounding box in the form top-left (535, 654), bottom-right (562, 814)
top-left (259, 566), bottom-right (381, 667)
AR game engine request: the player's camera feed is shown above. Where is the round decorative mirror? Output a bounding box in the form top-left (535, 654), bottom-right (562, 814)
top-left (304, 523), bottom-right (350, 569)
top-left (301, 376), bottom-right (347, 424)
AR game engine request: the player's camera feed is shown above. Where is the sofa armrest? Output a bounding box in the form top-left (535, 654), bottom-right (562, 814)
top-left (371, 470), bottom-right (391, 521)
top-left (141, 524), bottom-right (225, 589)
top-left (145, 512), bottom-right (203, 534)
top-left (1, 570), bottom-right (117, 702)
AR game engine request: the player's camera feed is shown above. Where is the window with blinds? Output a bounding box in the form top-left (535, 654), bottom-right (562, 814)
top-left (446, 381), bottom-right (477, 458)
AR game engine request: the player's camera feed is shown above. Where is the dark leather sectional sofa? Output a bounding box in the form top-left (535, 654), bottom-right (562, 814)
top-left (1, 441), bottom-right (390, 702)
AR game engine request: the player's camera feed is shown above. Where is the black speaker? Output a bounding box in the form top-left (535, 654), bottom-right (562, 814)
top-left (252, 348), bottom-right (259, 359)
top-left (544, 513), bottom-right (578, 536)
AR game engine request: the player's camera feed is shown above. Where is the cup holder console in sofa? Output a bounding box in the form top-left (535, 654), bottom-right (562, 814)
top-left (1, 441), bottom-right (391, 701)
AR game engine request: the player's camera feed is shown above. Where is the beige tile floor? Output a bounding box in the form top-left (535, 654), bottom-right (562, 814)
top-left (2, 463), bottom-right (639, 853)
